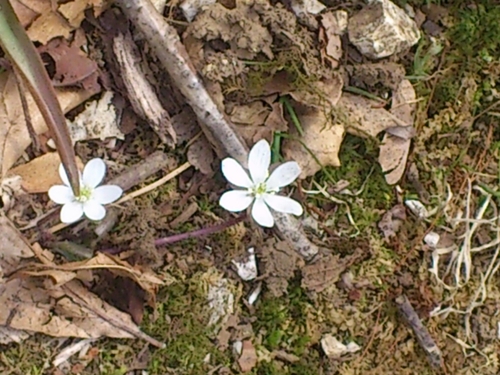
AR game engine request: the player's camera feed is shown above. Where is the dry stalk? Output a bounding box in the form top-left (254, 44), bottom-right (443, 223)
top-left (115, 0), bottom-right (319, 258)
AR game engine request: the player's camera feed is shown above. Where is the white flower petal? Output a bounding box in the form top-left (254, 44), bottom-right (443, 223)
top-left (221, 158), bottom-right (253, 188)
top-left (48, 185), bottom-right (75, 204)
top-left (266, 161), bottom-right (301, 190)
top-left (58, 163), bottom-right (71, 187)
top-left (83, 158), bottom-right (106, 188)
top-left (60, 201), bottom-right (84, 224)
top-left (248, 139), bottom-right (271, 184)
top-left (92, 185), bottom-right (123, 204)
top-left (251, 197), bottom-right (274, 227)
top-left (264, 194), bottom-right (303, 216)
top-left (83, 201), bottom-right (106, 221)
top-left (220, 190), bottom-right (254, 212)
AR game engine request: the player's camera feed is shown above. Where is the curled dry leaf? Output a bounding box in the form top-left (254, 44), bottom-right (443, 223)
top-left (379, 79), bottom-right (416, 184)
top-left (16, 252), bottom-right (166, 302)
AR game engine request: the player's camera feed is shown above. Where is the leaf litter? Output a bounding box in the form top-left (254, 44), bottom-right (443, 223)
top-left (1, 0), bottom-right (500, 373)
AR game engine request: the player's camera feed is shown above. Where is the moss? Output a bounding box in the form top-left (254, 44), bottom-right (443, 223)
top-left (310, 135), bottom-right (393, 232)
top-left (142, 278), bottom-right (233, 374)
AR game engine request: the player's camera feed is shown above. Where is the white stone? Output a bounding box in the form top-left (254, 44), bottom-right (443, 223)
top-left (405, 199), bottom-right (429, 218)
top-left (321, 334), bottom-right (361, 358)
top-left (291, 0), bottom-right (326, 17)
top-left (424, 232), bottom-right (440, 248)
top-left (348, 0), bottom-right (420, 59)
top-left (232, 247), bottom-right (258, 281)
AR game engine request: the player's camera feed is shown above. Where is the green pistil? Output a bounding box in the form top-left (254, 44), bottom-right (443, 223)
top-left (75, 185), bottom-right (93, 203)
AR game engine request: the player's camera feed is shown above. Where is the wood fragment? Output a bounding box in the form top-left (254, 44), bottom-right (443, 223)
top-left (113, 30), bottom-right (176, 146)
top-left (395, 294), bottom-right (442, 369)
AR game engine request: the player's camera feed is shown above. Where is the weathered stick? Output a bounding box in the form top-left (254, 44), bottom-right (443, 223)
top-left (115, 0), bottom-right (319, 259)
top-left (395, 294), bottom-right (442, 369)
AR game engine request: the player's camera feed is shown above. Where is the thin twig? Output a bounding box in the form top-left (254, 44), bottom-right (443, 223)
top-left (395, 294), bottom-right (442, 369)
top-left (116, 161), bottom-right (191, 204)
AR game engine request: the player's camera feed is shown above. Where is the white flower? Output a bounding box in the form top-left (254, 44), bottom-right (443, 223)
top-left (219, 139), bottom-right (303, 227)
top-left (48, 158), bottom-right (123, 224)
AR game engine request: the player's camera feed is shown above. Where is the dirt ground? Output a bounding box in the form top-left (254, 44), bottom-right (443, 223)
top-left (2, 0), bottom-right (500, 374)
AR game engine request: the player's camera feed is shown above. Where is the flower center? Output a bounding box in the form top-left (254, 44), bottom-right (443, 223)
top-left (251, 182), bottom-right (268, 198)
top-left (75, 185), bottom-right (93, 203)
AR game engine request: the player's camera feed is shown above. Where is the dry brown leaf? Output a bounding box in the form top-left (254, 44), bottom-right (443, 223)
top-left (301, 254), bottom-right (345, 293)
top-left (229, 100), bottom-right (287, 144)
top-left (38, 38), bottom-right (99, 90)
top-left (320, 11), bottom-right (347, 68)
top-left (0, 277), bottom-right (163, 346)
top-left (289, 74), bottom-right (343, 108)
top-left (338, 93), bottom-right (400, 138)
top-left (378, 204), bottom-right (407, 238)
top-left (0, 214), bottom-right (34, 276)
top-left (238, 340), bottom-right (258, 373)
top-left (17, 252), bottom-right (165, 299)
top-left (187, 136), bottom-right (215, 174)
top-left (379, 79), bottom-right (416, 184)
top-left (7, 153), bottom-right (84, 193)
top-left (282, 105), bottom-right (345, 178)
top-left (19, 0), bottom-right (108, 44)
top-left (0, 71), bottom-right (100, 179)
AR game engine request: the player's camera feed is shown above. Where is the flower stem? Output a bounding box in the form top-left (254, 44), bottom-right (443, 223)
top-left (154, 214), bottom-right (246, 247)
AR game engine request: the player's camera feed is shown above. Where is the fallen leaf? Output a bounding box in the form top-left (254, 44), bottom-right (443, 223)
top-left (17, 252), bottom-right (166, 301)
top-left (0, 214), bottom-right (34, 276)
top-left (38, 37), bottom-right (99, 91)
top-left (378, 204), bottom-right (406, 238)
top-left (0, 70), bottom-right (100, 179)
top-left (338, 93), bottom-right (399, 138)
top-left (320, 11), bottom-right (348, 67)
top-left (290, 0), bottom-right (325, 16)
top-left (321, 334), bottom-right (360, 358)
top-left (379, 79), bottom-right (416, 184)
top-left (238, 340), bottom-right (258, 373)
top-left (187, 136), bottom-right (215, 174)
top-left (282, 105), bottom-right (345, 178)
top-left (301, 254), bottom-right (346, 293)
top-left (7, 153), bottom-right (84, 193)
top-left (229, 100), bottom-right (287, 144)
top-left (21, 0), bottom-right (107, 44)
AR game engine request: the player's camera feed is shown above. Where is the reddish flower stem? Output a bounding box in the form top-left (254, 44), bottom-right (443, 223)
top-left (154, 214), bottom-right (246, 247)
